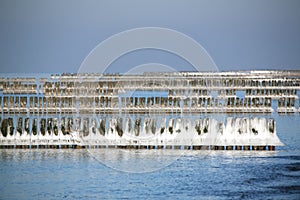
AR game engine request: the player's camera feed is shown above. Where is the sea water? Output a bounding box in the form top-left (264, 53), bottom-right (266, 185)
top-left (0, 114), bottom-right (299, 199)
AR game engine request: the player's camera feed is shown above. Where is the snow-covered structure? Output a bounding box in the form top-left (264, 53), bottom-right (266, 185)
top-left (1, 70), bottom-right (299, 149)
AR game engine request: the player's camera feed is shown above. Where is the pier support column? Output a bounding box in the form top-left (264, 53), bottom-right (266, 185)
top-left (236, 146), bottom-right (242, 150)
top-left (244, 146), bottom-right (250, 151)
top-left (226, 146), bottom-right (233, 150)
top-left (268, 145), bottom-right (275, 151)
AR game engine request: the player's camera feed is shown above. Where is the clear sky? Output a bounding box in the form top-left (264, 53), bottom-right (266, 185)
top-left (0, 0), bottom-right (299, 73)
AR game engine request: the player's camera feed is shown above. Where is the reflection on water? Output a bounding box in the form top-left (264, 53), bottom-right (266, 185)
top-left (89, 148), bottom-right (187, 173)
top-left (0, 148), bottom-right (299, 199)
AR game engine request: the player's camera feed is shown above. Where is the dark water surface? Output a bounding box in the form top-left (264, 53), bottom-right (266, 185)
top-left (0, 115), bottom-right (299, 199)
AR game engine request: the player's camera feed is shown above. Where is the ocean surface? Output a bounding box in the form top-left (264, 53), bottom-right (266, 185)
top-left (0, 114), bottom-right (299, 199)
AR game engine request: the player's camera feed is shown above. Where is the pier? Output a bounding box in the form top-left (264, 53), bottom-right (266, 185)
top-left (0, 70), bottom-right (299, 150)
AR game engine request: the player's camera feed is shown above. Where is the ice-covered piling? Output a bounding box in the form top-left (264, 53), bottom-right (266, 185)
top-left (0, 116), bottom-right (283, 150)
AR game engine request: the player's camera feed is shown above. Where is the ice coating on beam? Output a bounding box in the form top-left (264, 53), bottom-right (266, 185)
top-left (0, 116), bottom-right (283, 147)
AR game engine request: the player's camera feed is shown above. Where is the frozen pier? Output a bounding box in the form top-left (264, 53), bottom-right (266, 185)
top-left (0, 70), bottom-right (299, 149)
top-left (0, 115), bottom-right (281, 150)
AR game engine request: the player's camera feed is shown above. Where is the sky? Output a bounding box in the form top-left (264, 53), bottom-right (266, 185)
top-left (0, 0), bottom-right (299, 73)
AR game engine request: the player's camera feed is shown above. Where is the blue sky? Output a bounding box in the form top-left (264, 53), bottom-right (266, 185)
top-left (0, 0), bottom-right (299, 73)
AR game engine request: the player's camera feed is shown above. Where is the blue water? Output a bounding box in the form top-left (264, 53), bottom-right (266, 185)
top-left (0, 115), bottom-right (299, 199)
